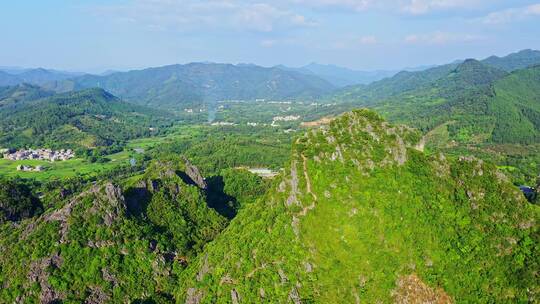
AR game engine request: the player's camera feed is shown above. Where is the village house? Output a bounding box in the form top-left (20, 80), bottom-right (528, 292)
top-left (17, 165), bottom-right (44, 172)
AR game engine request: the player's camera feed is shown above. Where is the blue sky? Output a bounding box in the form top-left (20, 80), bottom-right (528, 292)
top-left (1, 0), bottom-right (539, 72)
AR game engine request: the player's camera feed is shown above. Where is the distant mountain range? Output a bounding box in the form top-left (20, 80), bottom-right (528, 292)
top-left (275, 63), bottom-right (401, 87)
top-left (1, 49), bottom-right (539, 112)
top-left (43, 63), bottom-right (336, 109)
top-left (0, 68), bottom-right (83, 87)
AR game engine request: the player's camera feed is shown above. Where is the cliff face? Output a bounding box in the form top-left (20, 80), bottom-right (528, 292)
top-left (177, 109), bottom-right (539, 303)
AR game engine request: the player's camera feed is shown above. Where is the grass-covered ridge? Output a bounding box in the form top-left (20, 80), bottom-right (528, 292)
top-left (177, 109), bottom-right (538, 303)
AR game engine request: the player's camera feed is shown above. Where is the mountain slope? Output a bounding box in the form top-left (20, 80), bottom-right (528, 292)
top-left (177, 110), bottom-right (538, 303)
top-left (0, 88), bottom-right (172, 149)
top-left (334, 58), bottom-right (540, 144)
top-left (0, 71), bottom-right (22, 87)
top-left (278, 63), bottom-right (398, 87)
top-left (482, 49), bottom-right (540, 72)
top-left (0, 68), bottom-right (81, 86)
top-left (0, 159), bottom-right (227, 303)
top-left (0, 83), bottom-right (54, 108)
top-left (46, 63), bottom-right (336, 109)
top-left (375, 62), bottom-right (539, 144)
top-left (334, 62), bottom-right (461, 104)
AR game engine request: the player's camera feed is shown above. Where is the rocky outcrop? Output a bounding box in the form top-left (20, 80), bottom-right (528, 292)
top-left (393, 274), bottom-right (452, 304)
top-left (27, 253), bottom-right (64, 304)
top-left (185, 288), bottom-right (203, 304)
top-left (183, 157), bottom-right (207, 189)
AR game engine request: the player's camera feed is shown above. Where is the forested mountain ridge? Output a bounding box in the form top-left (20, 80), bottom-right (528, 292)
top-left (482, 49), bottom-right (540, 72)
top-left (0, 88), bottom-right (173, 149)
top-left (0, 83), bottom-right (54, 108)
top-left (377, 63), bottom-right (540, 145)
top-left (333, 58), bottom-right (540, 145)
top-left (0, 70), bottom-right (22, 87)
top-left (333, 62), bottom-right (461, 103)
top-left (334, 49), bottom-right (540, 104)
top-left (0, 68), bottom-right (81, 86)
top-left (177, 109), bottom-right (538, 303)
top-left (44, 63), bottom-right (336, 109)
top-left (276, 63), bottom-right (399, 87)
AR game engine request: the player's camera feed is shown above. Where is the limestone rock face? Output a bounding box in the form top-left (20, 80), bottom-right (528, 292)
top-left (183, 156), bottom-right (207, 189)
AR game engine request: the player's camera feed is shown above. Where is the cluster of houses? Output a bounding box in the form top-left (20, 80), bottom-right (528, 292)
top-left (273, 115), bottom-right (300, 121)
top-left (17, 165), bottom-right (44, 172)
top-left (3, 149), bottom-right (75, 162)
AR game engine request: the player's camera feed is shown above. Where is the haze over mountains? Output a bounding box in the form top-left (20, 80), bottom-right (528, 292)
top-left (1, 49), bottom-right (539, 110)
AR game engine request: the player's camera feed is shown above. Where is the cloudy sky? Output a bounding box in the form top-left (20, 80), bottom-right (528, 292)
top-left (1, 0), bottom-right (539, 72)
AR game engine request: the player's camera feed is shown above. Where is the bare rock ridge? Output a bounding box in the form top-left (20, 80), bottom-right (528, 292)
top-left (182, 156), bottom-right (207, 189)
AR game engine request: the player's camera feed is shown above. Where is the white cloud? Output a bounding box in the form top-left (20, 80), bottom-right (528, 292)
top-left (291, 0), bottom-right (483, 14)
top-left (402, 0), bottom-right (481, 15)
top-left (481, 3), bottom-right (540, 24)
top-left (404, 32), bottom-right (483, 44)
top-left (260, 39), bottom-right (277, 47)
top-left (359, 35), bottom-right (377, 45)
top-left (93, 0), bottom-right (315, 32)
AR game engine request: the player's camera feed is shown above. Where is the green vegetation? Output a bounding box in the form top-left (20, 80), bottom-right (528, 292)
top-left (0, 88), bottom-right (173, 149)
top-left (177, 110), bottom-right (538, 303)
top-left (0, 83), bottom-right (53, 108)
top-left (0, 178), bottom-right (42, 223)
top-left (1, 49), bottom-right (540, 303)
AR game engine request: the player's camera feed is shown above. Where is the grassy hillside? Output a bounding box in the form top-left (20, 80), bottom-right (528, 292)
top-left (46, 63), bottom-right (336, 109)
top-left (0, 88), bottom-right (173, 149)
top-left (176, 110), bottom-right (538, 303)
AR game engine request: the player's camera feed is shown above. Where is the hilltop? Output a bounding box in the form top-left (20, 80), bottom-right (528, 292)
top-left (0, 158), bottom-right (232, 303)
top-left (176, 110), bottom-right (538, 303)
top-left (0, 88), bottom-right (173, 149)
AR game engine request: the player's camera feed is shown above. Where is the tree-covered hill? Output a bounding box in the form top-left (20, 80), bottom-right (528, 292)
top-left (0, 88), bottom-right (173, 149)
top-left (177, 109), bottom-right (538, 303)
top-left (334, 59), bottom-right (540, 145)
top-left (0, 70), bottom-right (22, 87)
top-left (45, 63), bottom-right (336, 109)
top-left (0, 83), bottom-right (54, 108)
top-left (482, 49), bottom-right (540, 72)
top-left (0, 68), bottom-right (81, 87)
top-left (376, 63), bottom-right (540, 145)
top-left (333, 62), bottom-right (461, 104)
top-left (0, 158), bottom-right (231, 303)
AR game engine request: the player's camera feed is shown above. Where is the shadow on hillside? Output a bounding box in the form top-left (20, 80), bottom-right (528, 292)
top-left (205, 175), bottom-right (238, 220)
